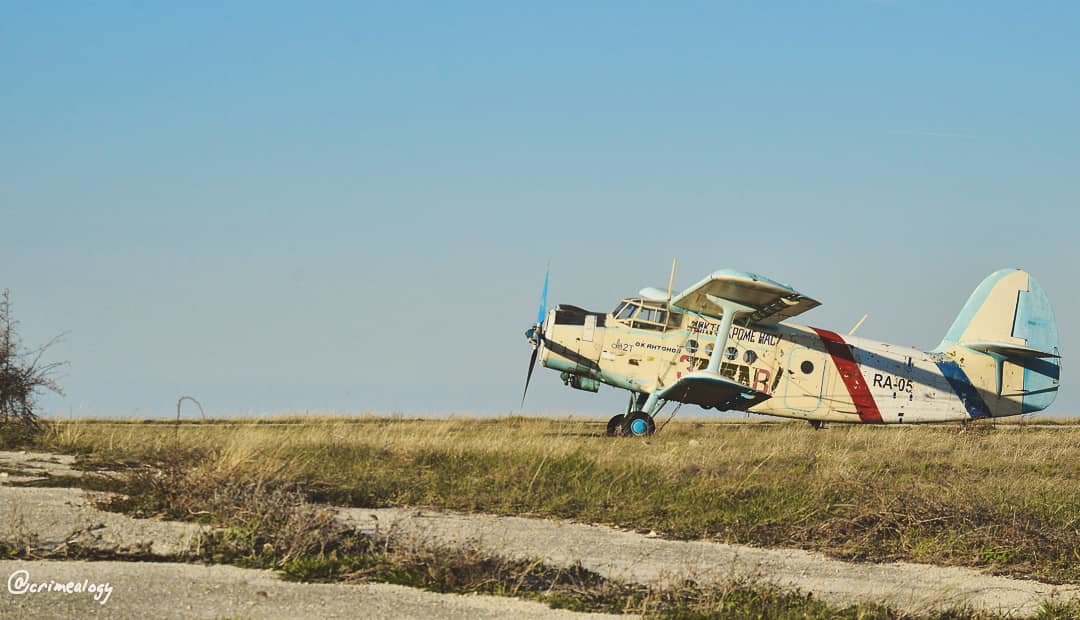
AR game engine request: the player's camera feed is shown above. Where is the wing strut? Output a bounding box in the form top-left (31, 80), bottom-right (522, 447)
top-left (639, 296), bottom-right (756, 417)
top-left (704, 296), bottom-right (756, 375)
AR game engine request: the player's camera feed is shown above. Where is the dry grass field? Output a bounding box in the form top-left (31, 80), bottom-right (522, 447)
top-left (40, 416), bottom-right (1080, 589)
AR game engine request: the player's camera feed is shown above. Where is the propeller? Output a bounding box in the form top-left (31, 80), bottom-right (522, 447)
top-left (521, 267), bottom-right (550, 407)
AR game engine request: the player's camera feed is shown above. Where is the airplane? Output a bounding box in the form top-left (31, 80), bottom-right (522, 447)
top-left (522, 266), bottom-right (1060, 436)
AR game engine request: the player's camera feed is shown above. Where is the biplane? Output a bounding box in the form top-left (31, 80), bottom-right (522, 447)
top-left (522, 267), bottom-right (1060, 436)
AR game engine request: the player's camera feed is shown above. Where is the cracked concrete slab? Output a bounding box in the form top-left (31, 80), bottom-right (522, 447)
top-left (341, 507), bottom-right (1080, 617)
top-left (0, 451), bottom-right (204, 558)
top-left (0, 452), bottom-right (618, 619)
top-left (0, 451), bottom-right (81, 485)
top-left (0, 485), bottom-right (205, 557)
top-left (0, 560), bottom-right (620, 620)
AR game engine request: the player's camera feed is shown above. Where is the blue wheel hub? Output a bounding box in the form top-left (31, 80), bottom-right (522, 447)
top-left (630, 418), bottom-right (648, 435)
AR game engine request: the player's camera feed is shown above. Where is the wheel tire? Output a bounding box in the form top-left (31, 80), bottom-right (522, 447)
top-left (606, 414), bottom-right (625, 437)
top-left (620, 411), bottom-right (656, 437)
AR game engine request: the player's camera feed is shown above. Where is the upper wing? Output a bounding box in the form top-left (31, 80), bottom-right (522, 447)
top-left (669, 269), bottom-right (820, 324)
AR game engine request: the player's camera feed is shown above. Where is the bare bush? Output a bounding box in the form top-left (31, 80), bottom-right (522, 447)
top-left (102, 460), bottom-right (345, 568)
top-left (0, 289), bottom-right (65, 446)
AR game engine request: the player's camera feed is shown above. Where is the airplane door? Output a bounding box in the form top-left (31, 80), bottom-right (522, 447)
top-left (784, 346), bottom-right (826, 412)
top-left (896, 354), bottom-right (915, 423)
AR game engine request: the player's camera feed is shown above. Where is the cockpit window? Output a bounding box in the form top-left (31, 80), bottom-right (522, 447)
top-left (632, 312), bottom-right (666, 331)
top-left (638, 308), bottom-right (665, 323)
top-left (630, 303), bottom-right (668, 331)
top-left (612, 297), bottom-right (680, 331)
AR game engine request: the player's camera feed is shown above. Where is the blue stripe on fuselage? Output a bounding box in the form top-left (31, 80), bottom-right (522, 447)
top-left (934, 359), bottom-right (992, 419)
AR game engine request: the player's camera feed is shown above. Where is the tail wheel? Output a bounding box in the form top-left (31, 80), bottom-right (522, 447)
top-left (621, 411), bottom-right (656, 437)
top-left (606, 414), bottom-right (625, 437)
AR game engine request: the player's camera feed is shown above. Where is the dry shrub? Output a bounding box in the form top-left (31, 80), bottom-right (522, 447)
top-left (103, 459), bottom-right (350, 567)
top-left (0, 289), bottom-right (64, 448)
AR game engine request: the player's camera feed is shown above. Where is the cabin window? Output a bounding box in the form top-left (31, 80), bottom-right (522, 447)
top-left (801, 361), bottom-right (815, 374)
top-left (725, 347), bottom-right (738, 360)
top-left (667, 312), bottom-right (683, 328)
top-left (743, 350), bottom-right (757, 364)
top-left (617, 304), bottom-right (637, 320)
top-left (686, 339), bottom-right (699, 354)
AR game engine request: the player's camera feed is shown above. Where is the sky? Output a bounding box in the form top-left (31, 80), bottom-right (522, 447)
top-left (2, 2), bottom-right (1078, 418)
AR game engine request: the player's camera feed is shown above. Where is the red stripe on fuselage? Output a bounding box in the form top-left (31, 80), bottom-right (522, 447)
top-left (811, 328), bottom-right (883, 423)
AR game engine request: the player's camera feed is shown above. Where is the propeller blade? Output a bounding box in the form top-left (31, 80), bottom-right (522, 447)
top-left (521, 343), bottom-right (540, 407)
top-left (537, 266), bottom-right (549, 325)
top-left (522, 265), bottom-right (550, 408)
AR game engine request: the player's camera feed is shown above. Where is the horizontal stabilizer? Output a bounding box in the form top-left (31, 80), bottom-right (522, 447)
top-left (962, 341), bottom-right (1061, 359)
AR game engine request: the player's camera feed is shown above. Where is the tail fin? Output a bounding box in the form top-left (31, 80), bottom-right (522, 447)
top-left (937, 269), bottom-right (1060, 414)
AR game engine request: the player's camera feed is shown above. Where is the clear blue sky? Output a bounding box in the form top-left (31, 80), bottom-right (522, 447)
top-left (3, 2), bottom-right (1077, 418)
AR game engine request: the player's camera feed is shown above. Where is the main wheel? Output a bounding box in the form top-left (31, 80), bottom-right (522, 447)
top-left (606, 414), bottom-right (625, 437)
top-left (621, 411), bottom-right (656, 437)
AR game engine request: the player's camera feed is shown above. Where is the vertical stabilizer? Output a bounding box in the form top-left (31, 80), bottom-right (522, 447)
top-left (937, 269), bottom-right (1060, 415)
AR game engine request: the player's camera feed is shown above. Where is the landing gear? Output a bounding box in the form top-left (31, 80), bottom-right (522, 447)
top-left (809, 420), bottom-right (828, 430)
top-left (606, 414), bottom-right (625, 437)
top-left (606, 391), bottom-right (657, 437)
top-left (621, 411), bottom-right (656, 437)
